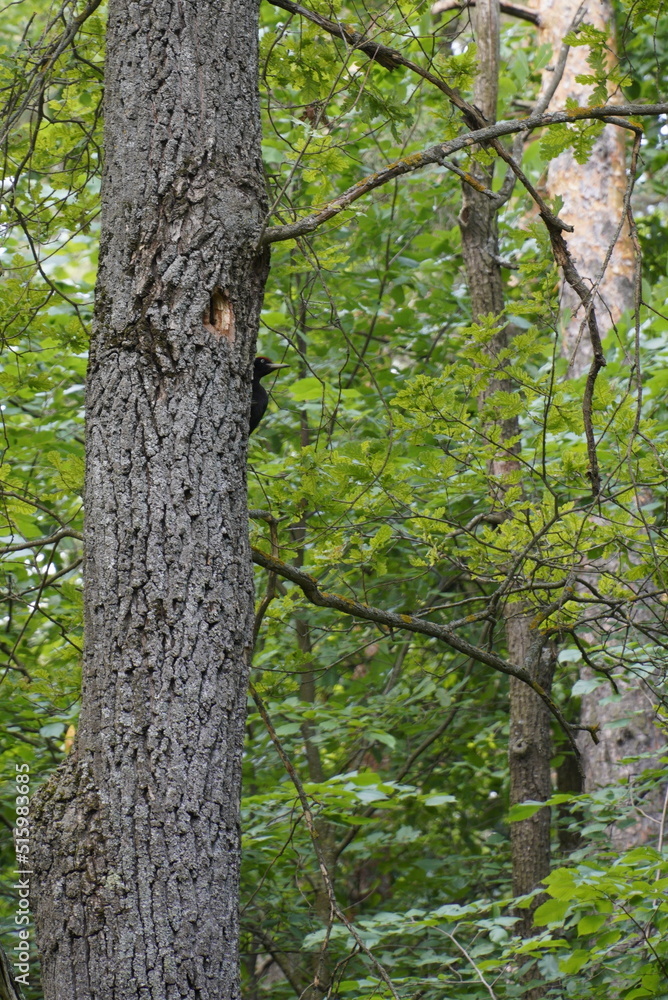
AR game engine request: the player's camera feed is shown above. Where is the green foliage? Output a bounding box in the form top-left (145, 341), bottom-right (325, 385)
top-left (528, 846), bottom-right (668, 997)
top-left (0, 2), bottom-right (99, 991)
top-left (243, 5), bottom-right (668, 996)
top-left (563, 24), bottom-right (610, 105)
top-left (539, 113), bottom-right (606, 165)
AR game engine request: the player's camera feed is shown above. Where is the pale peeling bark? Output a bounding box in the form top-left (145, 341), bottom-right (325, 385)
top-left (32, 2), bottom-right (268, 998)
top-left (537, 0), bottom-right (665, 847)
top-left (538, 0), bottom-right (635, 367)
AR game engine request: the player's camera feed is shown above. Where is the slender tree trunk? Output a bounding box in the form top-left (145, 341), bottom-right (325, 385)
top-left (507, 640), bottom-right (554, 931)
top-left (32, 2), bottom-right (268, 998)
top-left (458, 2), bottom-right (553, 955)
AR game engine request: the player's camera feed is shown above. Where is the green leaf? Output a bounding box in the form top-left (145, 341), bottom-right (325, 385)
top-left (559, 950), bottom-right (590, 974)
top-left (533, 899), bottom-right (571, 927)
top-left (508, 800), bottom-right (548, 821)
top-left (423, 794), bottom-right (457, 807)
top-left (576, 913), bottom-right (607, 935)
top-left (289, 377), bottom-right (324, 402)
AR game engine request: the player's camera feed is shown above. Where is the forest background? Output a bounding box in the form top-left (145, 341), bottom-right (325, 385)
top-left (2, 0), bottom-right (668, 998)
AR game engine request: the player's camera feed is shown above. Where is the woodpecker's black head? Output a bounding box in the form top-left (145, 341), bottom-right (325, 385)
top-left (254, 356), bottom-right (290, 380)
top-left (250, 357), bottom-right (289, 434)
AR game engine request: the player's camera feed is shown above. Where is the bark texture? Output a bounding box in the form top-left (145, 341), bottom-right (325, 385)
top-left (32, 2), bottom-right (268, 998)
top-left (537, 0), bottom-right (635, 365)
top-left (508, 643), bottom-right (554, 933)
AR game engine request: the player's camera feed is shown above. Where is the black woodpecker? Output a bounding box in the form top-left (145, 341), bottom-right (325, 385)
top-left (250, 356), bottom-right (289, 434)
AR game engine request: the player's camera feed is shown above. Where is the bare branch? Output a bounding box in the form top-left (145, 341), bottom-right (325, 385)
top-left (432, 0), bottom-right (540, 25)
top-left (0, 528), bottom-right (83, 556)
top-left (251, 546), bottom-right (595, 752)
top-left (658, 784), bottom-right (668, 855)
top-left (335, 671), bottom-right (471, 860)
top-left (0, 642), bottom-right (32, 681)
top-left (253, 517), bottom-right (280, 644)
top-left (443, 158), bottom-right (497, 196)
top-left (542, 222), bottom-right (606, 495)
top-left (0, 0), bottom-right (104, 147)
top-left (440, 930), bottom-right (500, 1000)
top-left (492, 3), bottom-right (587, 209)
top-left (1, 490), bottom-right (79, 528)
top-left (261, 104), bottom-right (668, 245)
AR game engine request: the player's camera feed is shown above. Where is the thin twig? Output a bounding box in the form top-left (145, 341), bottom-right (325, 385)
top-left (443, 158), bottom-right (496, 196)
top-left (492, 3), bottom-right (587, 208)
top-left (1, 490), bottom-right (77, 527)
top-left (432, 0), bottom-right (540, 25)
top-left (252, 515), bottom-right (280, 644)
top-left (0, 528), bottom-right (83, 555)
top-left (269, 0), bottom-right (483, 127)
top-left (335, 668), bottom-right (471, 860)
top-left (441, 930), bottom-right (499, 1000)
top-left (0, 0), bottom-right (104, 146)
top-left (542, 223), bottom-right (606, 494)
top-left (657, 782), bottom-right (668, 854)
top-left (248, 681), bottom-right (402, 1000)
top-left (534, 3), bottom-right (588, 117)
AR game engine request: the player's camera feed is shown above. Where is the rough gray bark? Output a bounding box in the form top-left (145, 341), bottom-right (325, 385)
top-left (32, 2), bottom-right (268, 998)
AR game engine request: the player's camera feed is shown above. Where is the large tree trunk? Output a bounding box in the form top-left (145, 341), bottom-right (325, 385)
top-left (32, 2), bottom-right (268, 998)
top-left (538, 0), bottom-right (635, 367)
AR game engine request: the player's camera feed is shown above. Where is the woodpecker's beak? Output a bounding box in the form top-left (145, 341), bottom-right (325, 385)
top-left (266, 363), bottom-right (290, 372)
